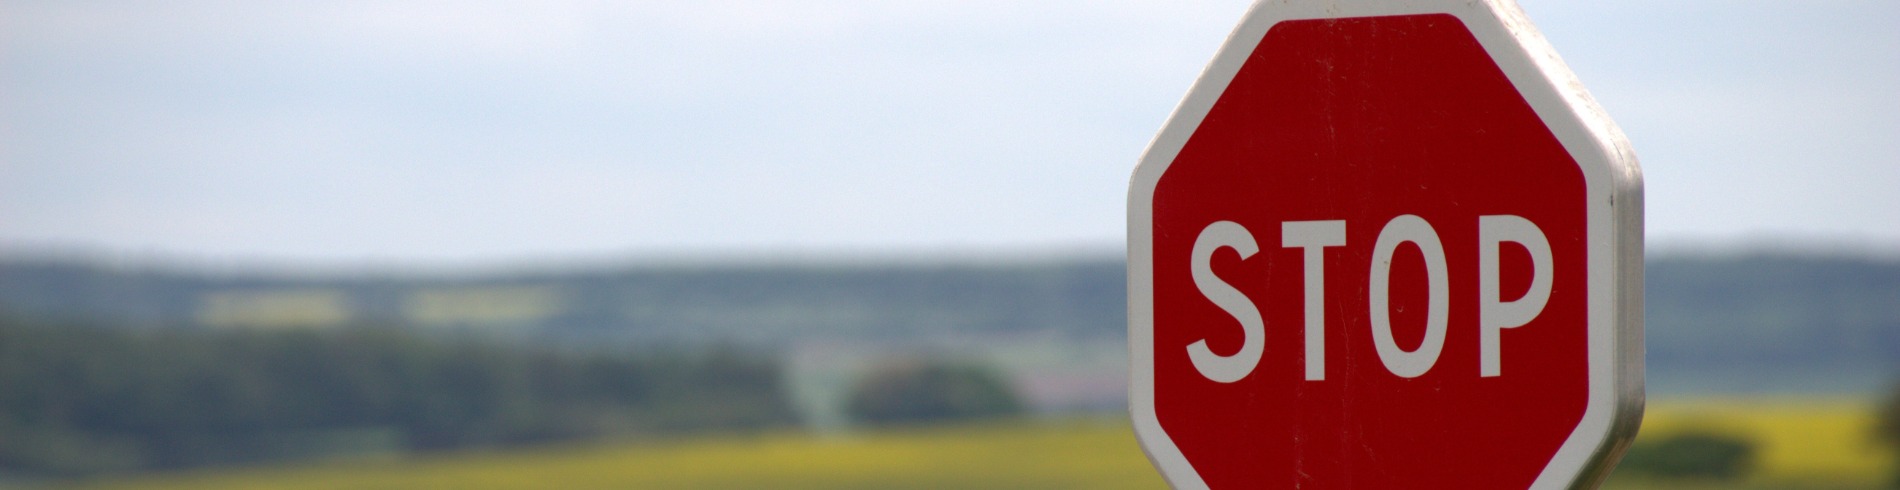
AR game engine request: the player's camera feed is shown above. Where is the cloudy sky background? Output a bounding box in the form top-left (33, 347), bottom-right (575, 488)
top-left (2, 1), bottom-right (1895, 266)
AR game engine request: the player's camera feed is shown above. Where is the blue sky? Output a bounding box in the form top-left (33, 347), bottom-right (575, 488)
top-left (2, 1), bottom-right (1895, 265)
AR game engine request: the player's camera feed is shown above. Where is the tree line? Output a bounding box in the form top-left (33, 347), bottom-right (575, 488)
top-left (0, 317), bottom-right (798, 477)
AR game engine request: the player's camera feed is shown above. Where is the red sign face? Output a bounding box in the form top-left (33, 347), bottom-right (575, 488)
top-left (1128, 2), bottom-right (1642, 489)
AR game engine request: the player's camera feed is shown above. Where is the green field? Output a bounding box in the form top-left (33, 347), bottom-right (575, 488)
top-left (73, 399), bottom-right (1892, 490)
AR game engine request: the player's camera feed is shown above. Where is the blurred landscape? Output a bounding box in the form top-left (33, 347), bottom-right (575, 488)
top-left (2, 249), bottom-right (1898, 488)
top-left (4, 1), bottom-right (1896, 487)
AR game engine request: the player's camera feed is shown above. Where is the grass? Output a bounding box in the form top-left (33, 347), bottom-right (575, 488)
top-left (72, 398), bottom-right (1893, 489)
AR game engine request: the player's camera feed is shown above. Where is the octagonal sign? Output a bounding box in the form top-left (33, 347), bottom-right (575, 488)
top-left (1127, 1), bottom-right (1643, 489)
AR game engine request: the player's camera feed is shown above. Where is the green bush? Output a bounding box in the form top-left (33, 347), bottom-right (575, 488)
top-left (845, 359), bottom-right (1023, 426)
top-left (1875, 381), bottom-right (1900, 488)
top-left (1618, 431), bottom-right (1756, 480)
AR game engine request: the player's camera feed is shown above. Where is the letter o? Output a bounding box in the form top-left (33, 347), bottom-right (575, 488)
top-left (1368, 214), bottom-right (1450, 378)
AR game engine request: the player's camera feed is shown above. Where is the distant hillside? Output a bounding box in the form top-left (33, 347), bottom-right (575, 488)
top-left (1645, 254), bottom-right (1900, 393)
top-left (0, 259), bottom-right (1126, 346)
top-left (2, 252), bottom-right (1897, 394)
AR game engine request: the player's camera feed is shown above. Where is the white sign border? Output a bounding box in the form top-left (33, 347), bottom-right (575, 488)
top-left (1125, 1), bottom-right (1645, 488)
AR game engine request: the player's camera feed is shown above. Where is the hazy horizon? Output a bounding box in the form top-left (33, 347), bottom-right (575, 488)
top-left (4, 234), bottom-right (1897, 280)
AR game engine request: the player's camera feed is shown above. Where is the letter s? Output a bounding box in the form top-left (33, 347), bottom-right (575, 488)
top-left (1188, 221), bottom-right (1263, 383)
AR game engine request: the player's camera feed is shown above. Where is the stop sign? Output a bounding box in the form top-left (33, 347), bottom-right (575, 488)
top-left (1127, 1), bottom-right (1643, 489)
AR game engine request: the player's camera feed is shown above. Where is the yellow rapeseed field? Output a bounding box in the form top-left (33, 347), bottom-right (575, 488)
top-left (1607, 397), bottom-right (1891, 489)
top-left (75, 398), bottom-right (1892, 490)
top-left (73, 420), bottom-right (1164, 490)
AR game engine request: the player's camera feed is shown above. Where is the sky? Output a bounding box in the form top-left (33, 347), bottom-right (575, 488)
top-left (1, 1), bottom-right (1895, 266)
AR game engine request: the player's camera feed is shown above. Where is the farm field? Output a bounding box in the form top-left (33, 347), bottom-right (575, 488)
top-left (73, 398), bottom-right (1890, 490)
top-left (1606, 397), bottom-right (1890, 489)
top-left (71, 420), bottom-right (1164, 490)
